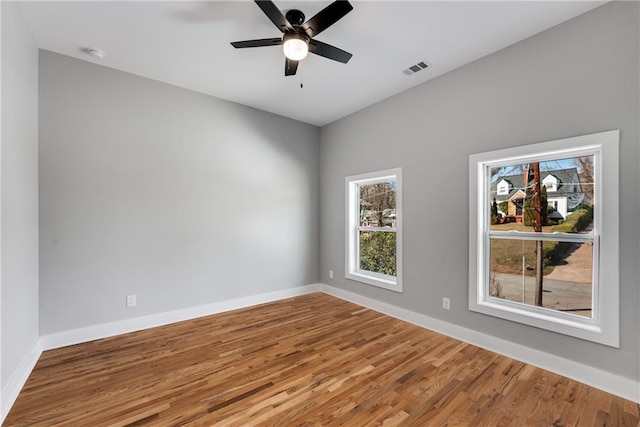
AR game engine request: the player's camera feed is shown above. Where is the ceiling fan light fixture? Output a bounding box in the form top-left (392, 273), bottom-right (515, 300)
top-left (283, 33), bottom-right (308, 61)
top-left (230, 1), bottom-right (353, 76)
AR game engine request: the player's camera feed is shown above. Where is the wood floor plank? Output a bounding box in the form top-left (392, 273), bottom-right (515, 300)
top-left (4, 293), bottom-right (638, 426)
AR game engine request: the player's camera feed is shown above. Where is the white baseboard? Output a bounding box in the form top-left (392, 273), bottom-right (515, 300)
top-left (41, 284), bottom-right (321, 351)
top-left (1, 338), bottom-right (43, 424)
top-left (321, 284), bottom-right (639, 404)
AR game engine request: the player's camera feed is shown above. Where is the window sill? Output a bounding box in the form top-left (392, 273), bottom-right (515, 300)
top-left (346, 271), bottom-right (402, 293)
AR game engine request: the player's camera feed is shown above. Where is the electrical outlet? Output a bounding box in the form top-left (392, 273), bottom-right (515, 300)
top-left (442, 297), bottom-right (451, 310)
top-left (329, 270), bottom-right (334, 279)
top-left (126, 295), bottom-right (137, 307)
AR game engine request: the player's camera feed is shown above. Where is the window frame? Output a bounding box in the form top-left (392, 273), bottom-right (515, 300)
top-left (469, 130), bottom-right (619, 347)
top-left (345, 168), bottom-right (403, 292)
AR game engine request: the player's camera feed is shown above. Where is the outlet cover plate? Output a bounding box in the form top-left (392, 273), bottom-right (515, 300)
top-left (126, 295), bottom-right (137, 307)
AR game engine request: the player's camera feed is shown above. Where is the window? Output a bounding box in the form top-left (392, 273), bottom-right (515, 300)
top-left (469, 130), bottom-right (619, 347)
top-left (346, 168), bottom-right (402, 292)
top-left (497, 180), bottom-right (510, 195)
top-left (542, 174), bottom-right (558, 192)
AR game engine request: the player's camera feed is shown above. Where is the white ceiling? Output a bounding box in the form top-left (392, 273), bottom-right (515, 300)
top-left (18, 1), bottom-right (605, 127)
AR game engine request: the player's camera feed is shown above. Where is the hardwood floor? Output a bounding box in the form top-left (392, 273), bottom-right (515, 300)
top-left (5, 293), bottom-right (638, 426)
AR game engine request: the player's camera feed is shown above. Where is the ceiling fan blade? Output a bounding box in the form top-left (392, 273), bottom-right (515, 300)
top-left (309, 39), bottom-right (352, 64)
top-left (231, 38), bottom-right (283, 48)
top-left (285, 58), bottom-right (299, 76)
top-left (255, 0), bottom-right (293, 33)
top-left (301, 1), bottom-right (353, 38)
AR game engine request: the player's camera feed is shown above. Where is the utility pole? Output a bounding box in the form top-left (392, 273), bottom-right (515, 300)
top-left (532, 163), bottom-right (544, 307)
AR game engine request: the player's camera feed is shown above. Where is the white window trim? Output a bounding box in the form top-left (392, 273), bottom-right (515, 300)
top-left (469, 130), bottom-right (619, 347)
top-left (346, 168), bottom-right (403, 292)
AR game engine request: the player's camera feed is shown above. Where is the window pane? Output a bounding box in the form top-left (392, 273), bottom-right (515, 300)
top-left (489, 156), bottom-right (594, 234)
top-left (359, 181), bottom-right (396, 227)
top-left (359, 231), bottom-right (396, 276)
top-left (489, 238), bottom-right (593, 318)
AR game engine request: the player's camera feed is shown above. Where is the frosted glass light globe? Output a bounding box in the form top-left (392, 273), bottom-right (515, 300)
top-left (283, 36), bottom-right (308, 61)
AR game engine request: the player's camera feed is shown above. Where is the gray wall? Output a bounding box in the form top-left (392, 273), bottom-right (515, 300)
top-left (1, 2), bottom-right (40, 390)
top-left (320, 2), bottom-right (639, 380)
top-left (39, 51), bottom-right (320, 334)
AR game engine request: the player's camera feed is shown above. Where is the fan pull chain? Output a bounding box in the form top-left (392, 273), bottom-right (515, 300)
top-left (299, 66), bottom-right (304, 89)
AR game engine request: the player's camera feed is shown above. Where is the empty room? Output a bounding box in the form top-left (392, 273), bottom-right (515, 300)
top-left (2, 1), bottom-right (639, 425)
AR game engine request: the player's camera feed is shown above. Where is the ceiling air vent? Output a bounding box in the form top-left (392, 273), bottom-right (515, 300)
top-left (403, 61), bottom-right (430, 76)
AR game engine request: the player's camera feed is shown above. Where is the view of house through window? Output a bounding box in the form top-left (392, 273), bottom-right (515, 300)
top-left (488, 155), bottom-right (595, 317)
top-left (470, 130), bottom-right (618, 346)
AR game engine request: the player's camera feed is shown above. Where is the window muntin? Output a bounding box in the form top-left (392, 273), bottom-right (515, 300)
top-left (469, 130), bottom-right (619, 347)
top-left (346, 169), bottom-right (402, 292)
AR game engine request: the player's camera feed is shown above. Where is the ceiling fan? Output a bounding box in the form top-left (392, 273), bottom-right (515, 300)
top-left (231, 0), bottom-right (353, 76)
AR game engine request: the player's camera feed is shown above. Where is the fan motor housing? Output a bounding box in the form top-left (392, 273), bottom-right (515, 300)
top-left (285, 9), bottom-right (305, 27)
